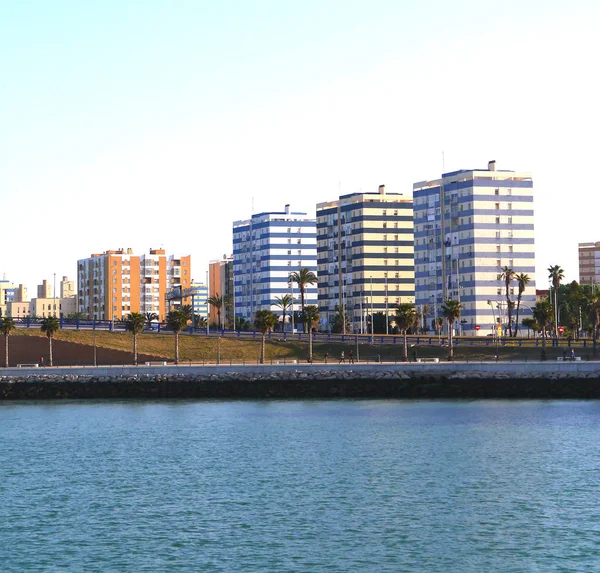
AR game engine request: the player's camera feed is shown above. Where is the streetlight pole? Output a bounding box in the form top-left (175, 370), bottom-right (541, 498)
top-left (385, 273), bottom-right (389, 335)
top-left (289, 276), bottom-right (295, 334)
top-left (370, 275), bottom-right (374, 343)
top-left (205, 270), bottom-right (209, 336)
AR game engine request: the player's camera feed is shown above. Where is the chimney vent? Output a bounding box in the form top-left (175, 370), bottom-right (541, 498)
top-left (488, 160), bottom-right (496, 171)
top-left (284, 204), bottom-right (290, 214)
top-left (378, 184), bottom-right (385, 194)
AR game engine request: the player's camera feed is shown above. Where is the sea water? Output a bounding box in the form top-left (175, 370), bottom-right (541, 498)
top-left (1, 399), bottom-right (599, 572)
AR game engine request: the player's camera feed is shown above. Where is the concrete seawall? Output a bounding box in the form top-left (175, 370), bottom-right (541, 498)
top-left (3, 362), bottom-right (600, 400)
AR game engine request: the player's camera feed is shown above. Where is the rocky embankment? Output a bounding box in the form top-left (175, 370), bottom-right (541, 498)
top-left (3, 364), bottom-right (600, 399)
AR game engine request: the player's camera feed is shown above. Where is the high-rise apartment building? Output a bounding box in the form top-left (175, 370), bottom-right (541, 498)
top-left (208, 255), bottom-right (234, 327)
top-left (77, 248), bottom-right (191, 321)
top-left (578, 242), bottom-right (600, 286)
top-left (190, 282), bottom-right (209, 320)
top-left (233, 205), bottom-right (317, 324)
top-left (413, 161), bottom-right (536, 336)
top-left (316, 185), bottom-right (414, 333)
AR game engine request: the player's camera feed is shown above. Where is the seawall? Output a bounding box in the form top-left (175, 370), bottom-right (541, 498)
top-left (3, 362), bottom-right (600, 400)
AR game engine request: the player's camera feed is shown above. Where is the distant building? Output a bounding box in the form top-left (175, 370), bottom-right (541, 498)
top-left (208, 255), bottom-right (233, 327)
top-left (578, 242), bottom-right (600, 286)
top-left (233, 205), bottom-right (317, 324)
top-left (413, 161), bottom-right (536, 336)
top-left (190, 282), bottom-right (208, 320)
top-left (60, 276), bottom-right (75, 298)
top-left (316, 186), bottom-right (414, 333)
top-left (77, 248), bottom-right (191, 321)
top-left (28, 297), bottom-right (77, 318)
top-left (37, 279), bottom-right (52, 299)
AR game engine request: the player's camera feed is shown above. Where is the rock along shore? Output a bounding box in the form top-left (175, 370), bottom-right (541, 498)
top-left (2, 362), bottom-right (600, 400)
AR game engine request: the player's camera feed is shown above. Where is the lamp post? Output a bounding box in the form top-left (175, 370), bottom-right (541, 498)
top-left (205, 270), bottom-right (209, 336)
top-left (370, 275), bottom-right (374, 343)
top-left (289, 276), bottom-right (295, 334)
top-left (488, 300), bottom-right (499, 361)
top-left (385, 273), bottom-right (389, 335)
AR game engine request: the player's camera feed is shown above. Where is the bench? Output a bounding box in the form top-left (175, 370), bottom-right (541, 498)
top-left (416, 358), bottom-right (440, 363)
top-left (557, 357), bottom-right (581, 362)
top-left (144, 361), bottom-right (167, 366)
top-left (17, 364), bottom-right (40, 368)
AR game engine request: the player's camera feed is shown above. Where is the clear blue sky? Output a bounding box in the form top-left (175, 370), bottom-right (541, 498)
top-left (1, 0), bottom-right (598, 292)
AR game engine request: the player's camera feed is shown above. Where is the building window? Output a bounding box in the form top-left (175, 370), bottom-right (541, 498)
top-left (496, 231), bottom-right (501, 238)
top-left (495, 188), bottom-right (499, 195)
top-left (394, 210), bottom-right (398, 216)
top-left (496, 245), bottom-right (501, 253)
top-left (509, 246), bottom-right (513, 253)
top-left (495, 217), bottom-right (500, 225)
top-left (383, 210), bottom-right (387, 216)
top-left (497, 288), bottom-right (502, 295)
top-left (508, 217), bottom-right (513, 224)
top-left (508, 203), bottom-right (512, 210)
top-left (495, 203), bottom-right (500, 210)
top-left (383, 222), bottom-right (387, 228)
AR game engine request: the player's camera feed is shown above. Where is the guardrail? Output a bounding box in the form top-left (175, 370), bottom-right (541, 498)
top-left (9, 318), bottom-right (598, 349)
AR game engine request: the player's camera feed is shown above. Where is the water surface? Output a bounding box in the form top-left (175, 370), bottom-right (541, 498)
top-left (1, 400), bottom-right (599, 572)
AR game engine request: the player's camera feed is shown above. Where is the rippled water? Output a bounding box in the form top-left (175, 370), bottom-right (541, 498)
top-left (1, 400), bottom-right (600, 572)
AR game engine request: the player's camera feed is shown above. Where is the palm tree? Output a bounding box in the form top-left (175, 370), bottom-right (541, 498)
top-left (303, 305), bottom-right (320, 362)
top-left (588, 290), bottom-right (600, 358)
top-left (223, 295), bottom-right (233, 329)
top-left (180, 305), bottom-right (193, 322)
top-left (500, 266), bottom-right (515, 337)
top-left (273, 294), bottom-right (294, 332)
top-left (0, 317), bottom-right (16, 368)
top-left (40, 316), bottom-right (60, 366)
top-left (513, 273), bottom-right (530, 337)
top-left (533, 299), bottom-right (552, 358)
top-left (254, 309), bottom-right (278, 364)
top-left (331, 305), bottom-right (351, 334)
top-left (548, 265), bottom-right (565, 338)
top-left (289, 268), bottom-right (317, 332)
top-left (166, 310), bottom-right (188, 365)
top-left (395, 303), bottom-right (417, 362)
top-left (208, 293), bottom-right (224, 330)
top-left (441, 299), bottom-right (462, 361)
top-left (124, 312), bottom-right (146, 365)
top-left (144, 312), bottom-right (158, 329)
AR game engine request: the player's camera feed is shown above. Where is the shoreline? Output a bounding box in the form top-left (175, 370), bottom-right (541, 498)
top-left (3, 362), bottom-right (600, 400)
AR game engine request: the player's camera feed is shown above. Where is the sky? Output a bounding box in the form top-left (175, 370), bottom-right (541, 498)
top-left (1, 0), bottom-right (599, 294)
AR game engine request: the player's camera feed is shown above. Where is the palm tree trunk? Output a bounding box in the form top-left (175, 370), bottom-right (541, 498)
top-left (403, 331), bottom-right (408, 362)
top-left (49, 336), bottom-right (53, 367)
top-left (514, 297), bottom-right (522, 337)
top-left (300, 287), bottom-right (306, 333)
top-left (309, 330), bottom-right (313, 363)
top-left (448, 322), bottom-right (453, 360)
top-left (175, 333), bottom-right (179, 364)
top-left (5, 335), bottom-right (9, 368)
top-left (133, 333), bottom-right (138, 365)
top-left (261, 333), bottom-right (266, 364)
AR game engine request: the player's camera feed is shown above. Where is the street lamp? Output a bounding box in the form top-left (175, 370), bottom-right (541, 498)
top-left (370, 275), bottom-right (374, 343)
top-left (288, 276), bottom-right (295, 334)
top-left (487, 300), bottom-right (499, 361)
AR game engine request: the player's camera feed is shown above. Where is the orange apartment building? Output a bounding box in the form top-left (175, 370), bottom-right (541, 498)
top-left (77, 248), bottom-right (191, 321)
top-left (208, 255), bottom-right (233, 327)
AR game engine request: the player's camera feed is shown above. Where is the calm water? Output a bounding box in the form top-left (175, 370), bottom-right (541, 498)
top-left (1, 400), bottom-right (600, 572)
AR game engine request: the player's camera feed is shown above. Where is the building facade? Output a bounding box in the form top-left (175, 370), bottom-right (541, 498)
top-left (316, 185), bottom-right (414, 333)
top-left (233, 205), bottom-right (317, 325)
top-left (578, 242), bottom-right (600, 286)
top-left (77, 248), bottom-right (191, 321)
top-left (208, 256), bottom-right (233, 327)
top-left (190, 282), bottom-right (208, 320)
top-left (413, 161), bottom-right (536, 336)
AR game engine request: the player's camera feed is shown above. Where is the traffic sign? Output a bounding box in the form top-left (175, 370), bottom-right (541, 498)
top-left (558, 326), bottom-right (564, 334)
top-left (475, 325), bottom-right (480, 331)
